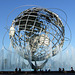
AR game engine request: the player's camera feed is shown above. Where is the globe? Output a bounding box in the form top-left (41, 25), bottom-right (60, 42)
top-left (9, 7), bottom-right (64, 69)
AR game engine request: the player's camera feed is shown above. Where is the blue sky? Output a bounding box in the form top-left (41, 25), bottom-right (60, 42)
top-left (0, 0), bottom-right (75, 50)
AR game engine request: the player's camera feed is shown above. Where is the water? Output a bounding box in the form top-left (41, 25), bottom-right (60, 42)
top-left (0, 44), bottom-right (75, 71)
top-left (43, 45), bottom-right (75, 71)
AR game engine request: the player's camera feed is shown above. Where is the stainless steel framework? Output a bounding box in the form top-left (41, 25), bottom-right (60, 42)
top-left (9, 7), bottom-right (64, 69)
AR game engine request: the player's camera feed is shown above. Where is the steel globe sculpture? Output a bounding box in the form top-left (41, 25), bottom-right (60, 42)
top-left (9, 7), bottom-right (64, 70)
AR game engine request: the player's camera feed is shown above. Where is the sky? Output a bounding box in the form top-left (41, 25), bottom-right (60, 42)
top-left (0, 0), bottom-right (75, 71)
top-left (0, 0), bottom-right (75, 51)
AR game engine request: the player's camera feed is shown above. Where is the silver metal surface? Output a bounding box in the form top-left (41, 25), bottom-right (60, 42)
top-left (9, 7), bottom-right (64, 61)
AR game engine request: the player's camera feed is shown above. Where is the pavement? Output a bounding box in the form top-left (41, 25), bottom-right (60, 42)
top-left (0, 71), bottom-right (75, 75)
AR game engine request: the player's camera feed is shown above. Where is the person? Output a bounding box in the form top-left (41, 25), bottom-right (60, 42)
top-left (62, 68), bottom-right (64, 71)
top-left (19, 68), bottom-right (21, 72)
top-left (48, 69), bottom-right (50, 72)
top-left (71, 67), bottom-right (74, 72)
top-left (40, 69), bottom-right (42, 72)
top-left (15, 68), bottom-right (17, 72)
top-left (59, 68), bottom-right (61, 71)
top-left (45, 69), bottom-right (47, 72)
